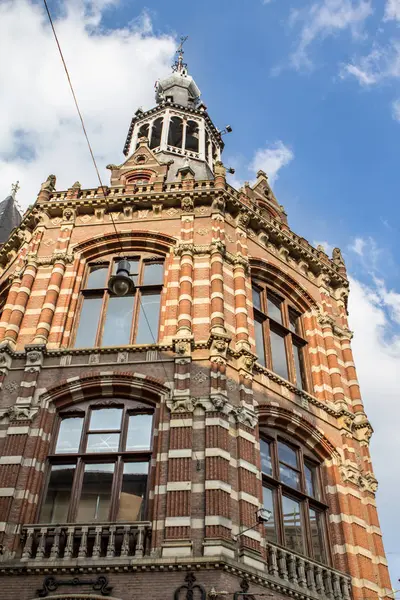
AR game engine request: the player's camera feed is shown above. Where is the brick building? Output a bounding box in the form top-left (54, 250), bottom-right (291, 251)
top-left (0, 50), bottom-right (392, 600)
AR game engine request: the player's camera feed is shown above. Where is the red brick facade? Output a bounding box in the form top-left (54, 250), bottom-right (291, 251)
top-left (0, 89), bottom-right (391, 600)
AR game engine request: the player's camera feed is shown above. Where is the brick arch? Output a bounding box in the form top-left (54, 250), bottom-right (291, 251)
top-left (250, 258), bottom-right (319, 313)
top-left (257, 403), bottom-right (339, 463)
top-left (39, 371), bottom-right (170, 411)
top-left (72, 230), bottom-right (177, 262)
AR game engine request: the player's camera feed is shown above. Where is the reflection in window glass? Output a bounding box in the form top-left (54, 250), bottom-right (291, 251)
top-left (136, 293), bottom-right (161, 344)
top-left (55, 417), bottom-right (84, 454)
top-left (267, 296), bottom-right (282, 323)
top-left (262, 486), bottom-right (277, 543)
top-left (279, 463), bottom-right (301, 490)
top-left (74, 297), bottom-right (103, 348)
top-left (126, 414), bottom-right (153, 450)
top-left (40, 465), bottom-right (75, 523)
top-left (86, 265), bottom-right (108, 289)
top-left (102, 295), bottom-right (134, 347)
top-left (270, 329), bottom-right (288, 380)
top-left (305, 463), bottom-right (316, 497)
top-left (282, 495), bottom-right (304, 554)
top-left (309, 508), bottom-right (325, 563)
top-left (254, 319), bottom-right (265, 366)
top-left (252, 287), bottom-right (261, 310)
top-left (289, 309), bottom-right (300, 334)
top-left (143, 263), bottom-right (164, 286)
top-left (293, 344), bottom-right (305, 390)
top-left (76, 463), bottom-right (114, 522)
top-left (117, 462), bottom-right (148, 521)
top-left (87, 433), bottom-right (120, 453)
top-left (90, 408), bottom-right (122, 431)
top-left (260, 439), bottom-right (273, 475)
top-left (278, 442), bottom-right (298, 468)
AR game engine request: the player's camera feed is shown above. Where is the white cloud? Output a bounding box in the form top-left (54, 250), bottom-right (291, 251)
top-left (349, 236), bottom-right (366, 256)
top-left (384, 0), bottom-right (400, 21)
top-left (341, 42), bottom-right (400, 86)
top-left (392, 98), bottom-right (400, 121)
top-left (290, 0), bottom-right (373, 70)
top-left (249, 141), bottom-right (294, 185)
top-left (348, 276), bottom-right (400, 578)
top-left (313, 240), bottom-right (335, 255)
top-left (0, 0), bottom-right (176, 209)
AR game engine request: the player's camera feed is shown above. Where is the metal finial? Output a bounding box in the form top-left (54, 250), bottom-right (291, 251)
top-left (11, 181), bottom-right (20, 198)
top-left (172, 35), bottom-right (189, 73)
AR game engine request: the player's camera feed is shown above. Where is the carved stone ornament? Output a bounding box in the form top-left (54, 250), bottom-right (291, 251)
top-left (181, 196), bottom-right (194, 212)
top-left (0, 352), bottom-right (9, 366)
top-left (37, 574), bottom-right (113, 598)
top-left (4, 381), bottom-right (18, 393)
top-left (193, 371), bottom-right (208, 384)
top-left (197, 228), bottom-right (210, 236)
top-left (175, 340), bottom-right (190, 355)
top-left (332, 247), bottom-right (345, 268)
top-left (27, 350), bottom-right (41, 364)
top-left (117, 351), bottom-right (128, 363)
top-left (167, 396), bottom-right (258, 428)
top-left (212, 195), bottom-right (225, 212)
top-left (62, 208), bottom-right (75, 222)
top-left (89, 353), bottom-right (100, 365)
top-left (174, 572), bottom-right (206, 600)
top-left (0, 405), bottom-right (39, 422)
top-left (237, 211), bottom-right (250, 228)
top-left (40, 174), bottom-right (56, 192)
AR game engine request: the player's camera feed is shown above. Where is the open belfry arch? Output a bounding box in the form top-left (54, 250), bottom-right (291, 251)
top-left (0, 39), bottom-right (391, 600)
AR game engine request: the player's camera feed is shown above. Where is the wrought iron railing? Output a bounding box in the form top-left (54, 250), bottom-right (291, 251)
top-left (20, 521), bottom-right (151, 561)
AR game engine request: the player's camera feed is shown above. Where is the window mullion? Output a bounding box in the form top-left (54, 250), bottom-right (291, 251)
top-left (109, 456), bottom-right (123, 522)
top-left (284, 332), bottom-right (296, 384)
top-left (95, 289), bottom-right (109, 347)
top-left (68, 457), bottom-right (84, 522)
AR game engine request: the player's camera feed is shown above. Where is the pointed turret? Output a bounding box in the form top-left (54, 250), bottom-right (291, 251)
top-left (0, 182), bottom-right (22, 244)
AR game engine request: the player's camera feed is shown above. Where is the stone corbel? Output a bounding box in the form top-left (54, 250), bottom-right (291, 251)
top-left (353, 418), bottom-right (373, 445)
top-left (236, 211), bottom-right (250, 229)
top-left (211, 193), bottom-right (226, 213)
top-left (62, 207), bottom-right (76, 223)
top-left (208, 334), bottom-right (230, 362)
top-left (360, 472), bottom-right (378, 493)
top-left (0, 405), bottom-right (39, 422)
top-left (181, 195), bottom-right (194, 212)
top-left (173, 337), bottom-right (193, 357)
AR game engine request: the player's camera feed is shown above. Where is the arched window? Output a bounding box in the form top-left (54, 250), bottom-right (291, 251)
top-left (73, 255), bottom-right (164, 348)
top-left (40, 403), bottom-right (153, 523)
top-left (150, 117), bottom-right (163, 149)
top-left (135, 123), bottom-right (150, 148)
top-left (260, 431), bottom-right (328, 564)
top-left (252, 284), bottom-right (308, 389)
top-left (167, 116), bottom-right (183, 148)
top-left (185, 120), bottom-right (199, 152)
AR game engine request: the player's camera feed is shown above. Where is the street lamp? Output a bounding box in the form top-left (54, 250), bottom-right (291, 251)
top-left (233, 507), bottom-right (272, 542)
top-left (108, 258), bottom-right (135, 296)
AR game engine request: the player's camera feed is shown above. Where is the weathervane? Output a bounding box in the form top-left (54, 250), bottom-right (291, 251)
top-left (11, 181), bottom-right (20, 198)
top-left (172, 35), bottom-right (189, 73)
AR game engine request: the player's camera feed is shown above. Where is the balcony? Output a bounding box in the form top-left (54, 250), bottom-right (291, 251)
top-left (19, 522), bottom-right (152, 564)
top-left (264, 542), bottom-right (352, 600)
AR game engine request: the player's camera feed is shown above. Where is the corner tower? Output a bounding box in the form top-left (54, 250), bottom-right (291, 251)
top-left (0, 43), bottom-right (391, 600)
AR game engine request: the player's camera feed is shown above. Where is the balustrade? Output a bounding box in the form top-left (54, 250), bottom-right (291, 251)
top-left (20, 522), bottom-right (151, 562)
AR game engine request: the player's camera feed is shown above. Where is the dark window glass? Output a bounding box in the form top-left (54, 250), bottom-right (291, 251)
top-left (86, 265), bottom-right (108, 289)
top-left (282, 495), bottom-right (304, 554)
top-left (254, 319), bottom-right (265, 366)
top-left (168, 117), bottom-right (183, 148)
top-left (102, 295), bottom-right (135, 347)
top-left (304, 462), bottom-right (316, 498)
top-left (252, 287), bottom-right (262, 310)
top-left (76, 463), bottom-right (115, 522)
top-left (74, 297), bottom-right (102, 348)
top-left (260, 439), bottom-right (273, 476)
top-left (212, 143), bottom-right (218, 160)
top-left (117, 462), bottom-right (148, 521)
top-left (278, 443), bottom-right (300, 490)
top-left (55, 417), bottom-right (84, 454)
top-left (136, 293), bottom-right (161, 344)
top-left (143, 263), bottom-right (164, 286)
top-left (270, 329), bottom-right (288, 379)
top-left (90, 408), bottom-right (122, 431)
top-left (309, 508), bottom-right (325, 563)
top-left (267, 296), bottom-right (282, 324)
top-left (289, 308), bottom-right (300, 334)
top-left (150, 117), bottom-right (163, 149)
top-left (136, 124), bottom-right (149, 148)
top-left (185, 120), bottom-right (199, 152)
top-left (40, 465), bottom-right (75, 523)
top-left (262, 486), bottom-right (277, 543)
top-left (293, 344), bottom-right (305, 389)
top-left (126, 414), bottom-right (153, 450)
top-left (278, 442), bottom-right (298, 468)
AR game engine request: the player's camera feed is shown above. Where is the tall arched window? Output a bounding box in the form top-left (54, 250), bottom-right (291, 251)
top-left (40, 403), bottom-right (153, 523)
top-left (185, 120), bottom-right (199, 152)
top-left (260, 431), bottom-right (329, 564)
top-left (252, 284), bottom-right (308, 389)
top-left (73, 255), bottom-right (164, 348)
top-left (150, 117), bottom-right (163, 149)
top-left (135, 123), bottom-right (150, 148)
top-left (167, 116), bottom-right (183, 148)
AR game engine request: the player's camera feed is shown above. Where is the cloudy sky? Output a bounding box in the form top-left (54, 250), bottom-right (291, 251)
top-left (1, 0), bottom-right (400, 583)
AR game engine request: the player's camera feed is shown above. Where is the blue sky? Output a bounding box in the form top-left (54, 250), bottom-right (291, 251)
top-left (1, 0), bottom-right (400, 585)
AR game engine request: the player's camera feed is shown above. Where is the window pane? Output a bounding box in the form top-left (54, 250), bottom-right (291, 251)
top-left (86, 265), bottom-right (108, 289)
top-left (278, 442), bottom-right (298, 468)
top-left (254, 319), bottom-right (265, 366)
top-left (279, 463), bottom-right (301, 490)
top-left (143, 263), bottom-right (164, 286)
top-left (305, 462), bottom-right (316, 498)
top-left (55, 417), bottom-right (84, 454)
top-left (117, 462), bottom-right (148, 521)
top-left (135, 293), bottom-right (161, 344)
top-left (260, 439), bottom-right (273, 475)
top-left (126, 414), bottom-right (153, 450)
top-left (262, 486), bottom-right (277, 543)
top-left (267, 296), bottom-right (282, 324)
top-left (87, 433), bottom-right (120, 453)
top-left (102, 295), bottom-right (134, 347)
top-left (252, 287), bottom-right (261, 311)
top-left (40, 465), bottom-right (75, 523)
top-left (113, 259), bottom-right (139, 285)
top-left (90, 408), bottom-right (122, 431)
top-left (309, 508), bottom-right (325, 563)
top-left (282, 495), bottom-right (304, 554)
top-left (74, 297), bottom-right (102, 348)
top-left (293, 344), bottom-right (305, 390)
top-left (270, 329), bottom-right (288, 379)
top-left (76, 463), bottom-right (114, 522)
top-left (289, 308), bottom-right (300, 334)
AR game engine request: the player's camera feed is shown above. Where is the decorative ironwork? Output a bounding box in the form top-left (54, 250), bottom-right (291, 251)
top-left (37, 575), bottom-right (113, 598)
top-left (174, 572), bottom-right (206, 600)
top-left (233, 579), bottom-right (256, 600)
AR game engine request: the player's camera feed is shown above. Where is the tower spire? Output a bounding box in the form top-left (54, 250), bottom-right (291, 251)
top-left (172, 35), bottom-right (188, 73)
